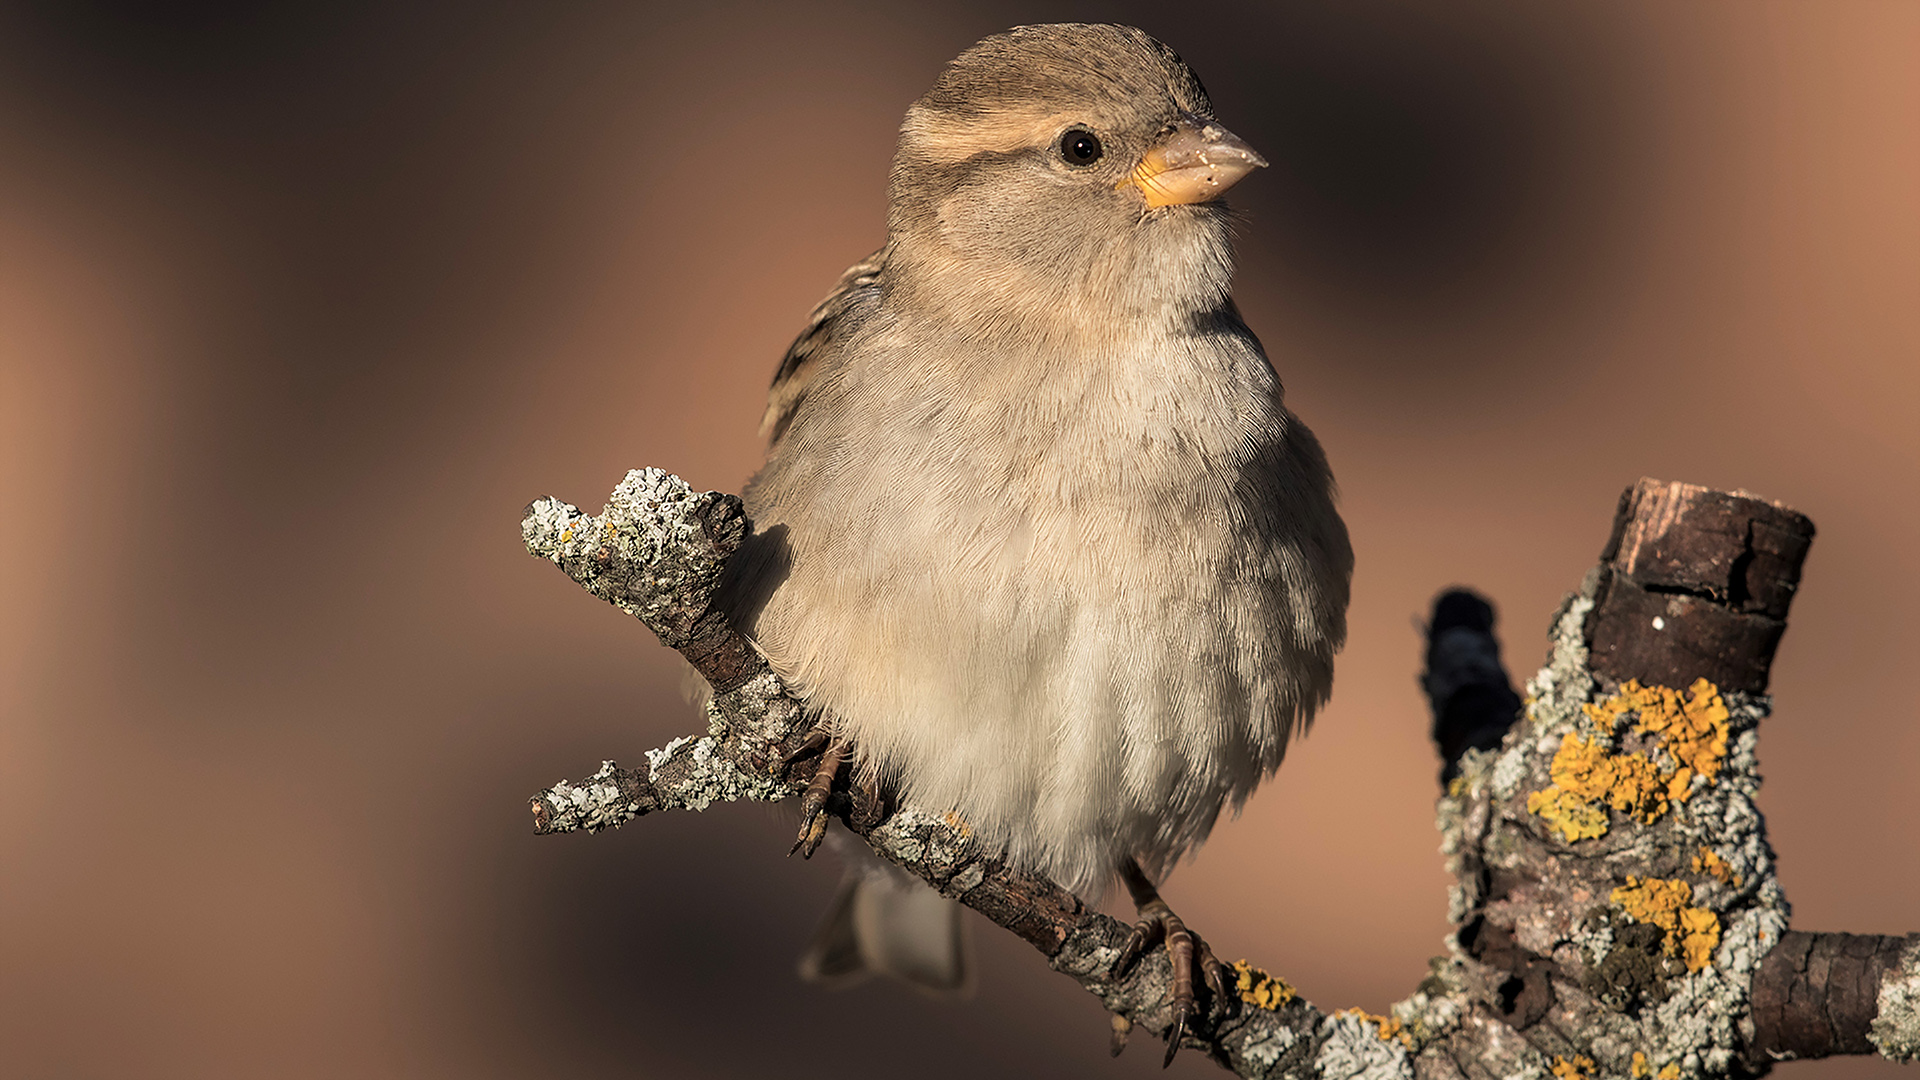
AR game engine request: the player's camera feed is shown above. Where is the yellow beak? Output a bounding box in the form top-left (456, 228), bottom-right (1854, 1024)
top-left (1123, 114), bottom-right (1268, 207)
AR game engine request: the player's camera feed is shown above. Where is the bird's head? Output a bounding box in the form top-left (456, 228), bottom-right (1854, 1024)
top-left (886, 24), bottom-right (1264, 341)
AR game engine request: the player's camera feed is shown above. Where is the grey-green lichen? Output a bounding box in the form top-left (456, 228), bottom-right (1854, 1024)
top-left (644, 732), bottom-right (788, 813)
top-left (522, 468), bottom-right (742, 645)
top-left (1388, 980), bottom-right (1465, 1051)
top-left (1870, 937), bottom-right (1920, 1062)
top-left (520, 493), bottom-right (584, 554)
top-left (1635, 902), bottom-right (1786, 1077)
top-left (1521, 590), bottom-right (1598, 730)
top-left (866, 807), bottom-right (981, 886)
top-left (1313, 1011), bottom-right (1413, 1080)
top-left (540, 760), bottom-right (643, 833)
top-left (1584, 709), bottom-right (1780, 1074)
top-left (1437, 748), bottom-right (1495, 924)
top-left (1497, 585), bottom-right (1598, 812)
top-left (709, 670), bottom-right (805, 759)
top-left (1234, 1020), bottom-right (1297, 1072)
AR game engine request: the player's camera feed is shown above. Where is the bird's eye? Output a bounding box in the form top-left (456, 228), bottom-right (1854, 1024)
top-left (1058, 127), bottom-right (1103, 167)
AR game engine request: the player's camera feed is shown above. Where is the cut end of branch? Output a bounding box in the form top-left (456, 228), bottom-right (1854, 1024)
top-left (1588, 478), bottom-right (1814, 695)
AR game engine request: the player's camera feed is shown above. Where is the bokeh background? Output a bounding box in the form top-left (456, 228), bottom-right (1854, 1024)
top-left (1, 1), bottom-right (1914, 1077)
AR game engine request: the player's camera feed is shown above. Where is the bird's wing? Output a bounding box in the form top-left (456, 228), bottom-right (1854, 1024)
top-left (761, 247), bottom-right (887, 444)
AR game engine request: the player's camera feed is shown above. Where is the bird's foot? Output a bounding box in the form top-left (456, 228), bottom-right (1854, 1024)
top-left (1114, 858), bottom-right (1229, 1068)
top-left (761, 720), bottom-right (878, 859)
top-left (786, 730), bottom-right (846, 858)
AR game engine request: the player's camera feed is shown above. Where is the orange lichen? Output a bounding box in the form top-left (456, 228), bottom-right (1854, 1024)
top-left (1527, 770), bottom-right (1611, 842)
top-left (1692, 847), bottom-right (1740, 887)
top-left (1631, 1051), bottom-right (1651, 1078)
top-left (1230, 960), bottom-right (1296, 1011)
top-left (1613, 876), bottom-right (1691, 926)
top-left (1546, 731), bottom-right (1615, 800)
top-left (1337, 1008), bottom-right (1410, 1046)
top-left (1658, 1065), bottom-right (1681, 1080)
top-left (1526, 732), bottom-right (1668, 840)
top-left (1587, 678), bottom-right (1731, 792)
top-left (1676, 907), bottom-right (1722, 971)
top-left (1527, 679), bottom-right (1731, 842)
top-left (1632, 677), bottom-right (1731, 786)
top-left (1551, 1055), bottom-right (1596, 1080)
top-left (1611, 876), bottom-right (1723, 973)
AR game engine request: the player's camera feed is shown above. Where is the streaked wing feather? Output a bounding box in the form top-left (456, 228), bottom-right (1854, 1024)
top-left (761, 248), bottom-right (887, 444)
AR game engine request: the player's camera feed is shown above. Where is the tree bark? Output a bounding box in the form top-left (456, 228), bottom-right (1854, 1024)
top-left (1748, 931), bottom-right (1920, 1063)
top-left (523, 470), bottom-right (1919, 1078)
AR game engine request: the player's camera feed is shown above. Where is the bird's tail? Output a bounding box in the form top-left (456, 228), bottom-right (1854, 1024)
top-left (798, 853), bottom-right (973, 996)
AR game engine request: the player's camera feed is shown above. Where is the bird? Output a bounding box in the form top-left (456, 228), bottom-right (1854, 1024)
top-left (718, 23), bottom-right (1351, 1062)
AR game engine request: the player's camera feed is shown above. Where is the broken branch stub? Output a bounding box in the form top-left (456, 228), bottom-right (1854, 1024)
top-left (1585, 480), bottom-right (1814, 694)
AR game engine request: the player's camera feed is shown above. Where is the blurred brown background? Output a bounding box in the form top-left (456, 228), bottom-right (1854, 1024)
top-left (0, 1), bottom-right (1914, 1077)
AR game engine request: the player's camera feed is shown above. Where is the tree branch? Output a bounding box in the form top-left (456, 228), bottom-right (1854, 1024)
top-left (1749, 931), bottom-right (1920, 1063)
top-left (523, 470), bottom-right (1917, 1078)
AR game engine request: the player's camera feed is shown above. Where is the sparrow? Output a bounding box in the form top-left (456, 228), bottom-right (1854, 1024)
top-left (720, 23), bottom-right (1351, 1061)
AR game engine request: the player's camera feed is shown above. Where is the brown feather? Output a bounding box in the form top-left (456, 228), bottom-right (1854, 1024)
top-left (761, 248), bottom-right (887, 444)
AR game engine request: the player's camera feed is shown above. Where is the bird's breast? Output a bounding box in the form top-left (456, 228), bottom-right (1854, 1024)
top-left (738, 326), bottom-right (1324, 895)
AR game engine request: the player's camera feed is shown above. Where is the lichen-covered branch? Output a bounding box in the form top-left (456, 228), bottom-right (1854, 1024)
top-left (1417, 481), bottom-right (1914, 1078)
top-left (522, 470), bottom-right (1916, 1079)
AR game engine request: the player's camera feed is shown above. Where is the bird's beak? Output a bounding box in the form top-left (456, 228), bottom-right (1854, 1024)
top-left (1123, 114), bottom-right (1268, 207)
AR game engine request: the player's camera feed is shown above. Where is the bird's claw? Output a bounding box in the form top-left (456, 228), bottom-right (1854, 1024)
top-left (1203, 947), bottom-right (1229, 1006)
top-left (1164, 999), bottom-right (1193, 1069)
top-left (1150, 919), bottom-right (1226, 1068)
top-left (790, 808), bottom-right (831, 857)
top-left (1116, 911), bottom-right (1165, 978)
top-left (751, 725), bottom-right (831, 776)
top-left (1115, 859), bottom-right (1231, 1068)
top-left (1166, 947), bottom-right (1230, 1066)
top-left (788, 734), bottom-right (848, 858)
top-left (1109, 1012), bottom-right (1134, 1058)
top-left (780, 727), bottom-right (832, 769)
